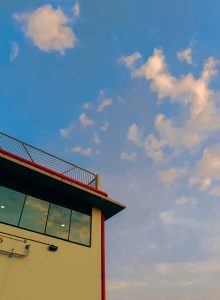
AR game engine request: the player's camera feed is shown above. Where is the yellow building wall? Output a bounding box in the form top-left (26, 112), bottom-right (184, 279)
top-left (0, 208), bottom-right (101, 300)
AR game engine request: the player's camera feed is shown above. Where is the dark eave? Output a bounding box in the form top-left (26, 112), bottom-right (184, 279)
top-left (0, 150), bottom-right (125, 220)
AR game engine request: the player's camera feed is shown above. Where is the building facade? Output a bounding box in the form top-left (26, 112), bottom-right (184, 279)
top-left (0, 132), bottom-right (125, 300)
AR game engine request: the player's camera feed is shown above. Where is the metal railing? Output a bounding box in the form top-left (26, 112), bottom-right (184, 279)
top-left (0, 131), bottom-right (97, 188)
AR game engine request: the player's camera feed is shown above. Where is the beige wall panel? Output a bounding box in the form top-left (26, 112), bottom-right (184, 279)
top-left (0, 208), bottom-right (101, 300)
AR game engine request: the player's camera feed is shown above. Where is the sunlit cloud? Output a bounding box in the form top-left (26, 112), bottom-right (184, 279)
top-left (14, 5), bottom-right (77, 54)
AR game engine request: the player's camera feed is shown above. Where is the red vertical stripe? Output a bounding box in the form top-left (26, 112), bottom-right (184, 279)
top-left (101, 213), bottom-right (106, 300)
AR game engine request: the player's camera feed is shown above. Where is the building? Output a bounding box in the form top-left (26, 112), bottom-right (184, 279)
top-left (0, 131), bottom-right (125, 300)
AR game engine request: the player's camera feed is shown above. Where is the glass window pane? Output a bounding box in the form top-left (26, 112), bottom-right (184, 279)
top-left (0, 186), bottom-right (25, 226)
top-left (69, 210), bottom-right (91, 246)
top-left (19, 195), bottom-right (49, 233)
top-left (46, 203), bottom-right (71, 239)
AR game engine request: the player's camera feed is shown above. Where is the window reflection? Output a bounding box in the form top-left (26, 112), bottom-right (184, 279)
top-left (19, 195), bottom-right (49, 233)
top-left (0, 181), bottom-right (92, 246)
top-left (69, 210), bottom-right (91, 246)
top-left (0, 186), bottom-right (25, 226)
top-left (46, 203), bottom-right (71, 239)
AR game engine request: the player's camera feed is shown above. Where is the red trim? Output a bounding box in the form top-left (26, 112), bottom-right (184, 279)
top-left (0, 149), bottom-right (108, 198)
top-left (101, 213), bottom-right (106, 300)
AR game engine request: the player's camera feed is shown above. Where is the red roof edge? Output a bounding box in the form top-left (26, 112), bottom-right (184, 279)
top-left (0, 148), bottom-right (108, 198)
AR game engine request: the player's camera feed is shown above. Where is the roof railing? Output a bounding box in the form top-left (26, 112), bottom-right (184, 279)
top-left (0, 131), bottom-right (97, 188)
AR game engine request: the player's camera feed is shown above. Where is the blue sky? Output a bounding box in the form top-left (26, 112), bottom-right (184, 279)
top-left (1, 1), bottom-right (220, 299)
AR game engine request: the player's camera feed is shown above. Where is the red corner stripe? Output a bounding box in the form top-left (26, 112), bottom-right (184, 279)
top-left (0, 148), bottom-right (108, 197)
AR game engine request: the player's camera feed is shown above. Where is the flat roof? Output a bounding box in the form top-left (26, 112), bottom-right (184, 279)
top-left (0, 150), bottom-right (126, 220)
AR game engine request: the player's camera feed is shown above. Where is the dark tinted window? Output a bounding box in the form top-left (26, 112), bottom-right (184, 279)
top-left (0, 186), bottom-right (25, 226)
top-left (69, 210), bottom-right (91, 246)
top-left (19, 195), bottom-right (49, 233)
top-left (46, 203), bottom-right (71, 239)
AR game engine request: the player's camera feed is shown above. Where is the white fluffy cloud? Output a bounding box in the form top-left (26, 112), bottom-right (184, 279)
top-left (132, 48), bottom-right (218, 117)
top-left (14, 5), bottom-right (77, 54)
top-left (10, 42), bottom-right (19, 61)
top-left (122, 49), bottom-right (220, 162)
top-left (79, 113), bottom-right (95, 127)
top-left (71, 146), bottom-right (92, 156)
top-left (120, 152), bottom-right (137, 161)
top-left (97, 98), bottom-right (113, 112)
top-left (177, 48), bottom-right (193, 65)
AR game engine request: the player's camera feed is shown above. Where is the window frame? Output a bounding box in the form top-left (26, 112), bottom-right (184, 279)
top-left (0, 176), bottom-right (92, 247)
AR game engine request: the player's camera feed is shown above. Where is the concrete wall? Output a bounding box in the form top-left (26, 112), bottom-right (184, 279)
top-left (0, 208), bottom-right (101, 300)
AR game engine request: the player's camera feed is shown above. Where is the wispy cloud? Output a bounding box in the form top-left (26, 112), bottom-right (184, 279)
top-left (71, 146), bottom-right (92, 156)
top-left (158, 168), bottom-right (180, 185)
top-left (119, 52), bottom-right (142, 69)
top-left (120, 152), bottom-right (137, 161)
top-left (93, 132), bottom-right (102, 144)
top-left (101, 121), bottom-right (109, 131)
top-left (59, 123), bottom-right (75, 138)
top-left (14, 5), bottom-right (77, 54)
top-left (97, 97), bottom-right (113, 112)
top-left (10, 42), bottom-right (19, 61)
top-left (73, 1), bottom-right (80, 20)
top-left (177, 48), bottom-right (193, 65)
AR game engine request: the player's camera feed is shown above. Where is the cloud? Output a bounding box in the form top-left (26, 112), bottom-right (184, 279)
top-left (101, 121), bottom-right (109, 131)
top-left (97, 97), bottom-right (113, 112)
top-left (127, 123), bottom-right (143, 146)
top-left (132, 48), bottom-right (218, 117)
top-left (177, 48), bottom-right (193, 65)
top-left (14, 5), bottom-right (77, 54)
top-left (71, 146), bottom-right (92, 156)
top-left (83, 102), bottom-right (92, 110)
top-left (73, 1), bottom-right (80, 19)
top-left (158, 168), bottom-right (179, 185)
top-left (120, 152), bottom-right (137, 161)
top-left (175, 196), bottom-right (189, 206)
top-left (122, 49), bottom-right (220, 162)
top-left (155, 259), bottom-right (220, 275)
top-left (210, 186), bottom-right (220, 196)
top-left (119, 52), bottom-right (142, 69)
top-left (93, 132), bottom-right (102, 144)
top-left (59, 123), bottom-right (75, 138)
top-left (10, 42), bottom-right (19, 61)
top-left (79, 113), bottom-right (95, 127)
top-left (159, 209), bottom-right (196, 227)
top-left (196, 144), bottom-right (220, 181)
top-left (199, 178), bottom-right (212, 191)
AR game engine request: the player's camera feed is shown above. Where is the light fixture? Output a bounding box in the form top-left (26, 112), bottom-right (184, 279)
top-left (60, 224), bottom-right (66, 227)
top-left (0, 205), bottom-right (5, 209)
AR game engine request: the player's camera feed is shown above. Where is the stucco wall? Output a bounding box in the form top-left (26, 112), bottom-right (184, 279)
top-left (0, 208), bottom-right (101, 300)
